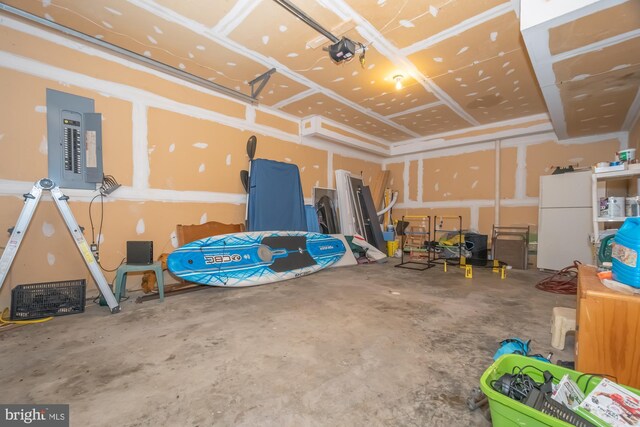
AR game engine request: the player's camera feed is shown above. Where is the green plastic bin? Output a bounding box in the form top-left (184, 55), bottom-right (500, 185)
top-left (480, 354), bottom-right (640, 426)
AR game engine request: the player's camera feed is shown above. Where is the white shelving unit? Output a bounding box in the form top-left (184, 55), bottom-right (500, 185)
top-left (591, 167), bottom-right (640, 242)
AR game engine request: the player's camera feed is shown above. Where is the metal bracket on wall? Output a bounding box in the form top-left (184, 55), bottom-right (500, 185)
top-left (0, 2), bottom-right (259, 105)
top-left (249, 68), bottom-right (277, 99)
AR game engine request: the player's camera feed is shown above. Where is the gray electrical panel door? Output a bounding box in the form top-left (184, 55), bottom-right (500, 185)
top-left (46, 89), bottom-right (103, 189)
top-left (82, 112), bottom-right (103, 183)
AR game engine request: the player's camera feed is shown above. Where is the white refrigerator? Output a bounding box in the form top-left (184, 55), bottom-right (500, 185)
top-left (537, 171), bottom-right (593, 271)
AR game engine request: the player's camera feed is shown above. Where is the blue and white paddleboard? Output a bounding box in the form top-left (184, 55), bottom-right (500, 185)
top-left (167, 231), bottom-right (346, 287)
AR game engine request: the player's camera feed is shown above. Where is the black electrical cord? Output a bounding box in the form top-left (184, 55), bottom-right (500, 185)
top-left (491, 365), bottom-right (557, 402)
top-left (88, 193), bottom-right (101, 244)
top-left (89, 174), bottom-right (120, 245)
top-left (512, 364), bottom-right (551, 377)
top-left (96, 191), bottom-right (125, 272)
top-left (490, 375), bottom-right (537, 401)
top-left (87, 174), bottom-right (123, 272)
top-left (99, 257), bottom-right (125, 273)
top-left (575, 373), bottom-right (619, 393)
top-left (98, 192), bottom-right (104, 253)
top-left (513, 365), bottom-right (556, 385)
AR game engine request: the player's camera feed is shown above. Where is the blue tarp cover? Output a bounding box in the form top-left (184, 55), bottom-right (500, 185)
top-left (248, 159), bottom-right (307, 232)
top-left (305, 205), bottom-right (320, 233)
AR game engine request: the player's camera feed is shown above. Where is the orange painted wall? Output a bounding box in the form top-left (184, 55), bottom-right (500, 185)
top-left (408, 160), bottom-right (418, 202)
top-left (478, 207), bottom-right (496, 235)
top-left (332, 154), bottom-right (382, 187)
top-left (393, 207), bottom-right (472, 230)
top-left (500, 147), bottom-right (517, 200)
top-left (387, 137), bottom-right (620, 239)
top-left (525, 139), bottom-right (619, 197)
top-left (422, 150), bottom-right (495, 201)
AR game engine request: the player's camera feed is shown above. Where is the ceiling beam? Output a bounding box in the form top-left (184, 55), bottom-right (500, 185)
top-left (550, 28), bottom-right (640, 64)
top-left (400, 3), bottom-right (513, 56)
top-left (389, 118), bottom-right (555, 157)
top-left (213, 0), bottom-right (262, 36)
top-left (270, 88), bottom-right (317, 109)
top-left (301, 116), bottom-right (390, 156)
top-left (384, 101), bottom-right (444, 120)
top-left (309, 115), bottom-right (392, 148)
top-left (520, 0), bottom-right (625, 31)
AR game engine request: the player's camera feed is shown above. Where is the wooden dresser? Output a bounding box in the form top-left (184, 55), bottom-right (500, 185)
top-left (576, 265), bottom-right (640, 388)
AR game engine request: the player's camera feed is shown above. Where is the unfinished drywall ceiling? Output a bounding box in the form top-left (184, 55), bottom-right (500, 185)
top-left (554, 37), bottom-right (640, 137)
top-left (409, 11), bottom-right (547, 125)
top-left (349, 0), bottom-right (506, 50)
top-left (3, 0), bottom-right (638, 146)
top-left (521, 0), bottom-right (640, 139)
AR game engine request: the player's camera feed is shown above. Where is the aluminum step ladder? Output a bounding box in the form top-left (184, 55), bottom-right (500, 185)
top-left (0, 178), bottom-right (120, 313)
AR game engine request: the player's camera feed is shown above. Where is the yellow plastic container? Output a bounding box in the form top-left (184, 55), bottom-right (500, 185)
top-left (387, 240), bottom-right (398, 257)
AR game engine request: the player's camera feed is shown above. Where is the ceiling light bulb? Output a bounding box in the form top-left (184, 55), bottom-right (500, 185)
top-left (394, 74), bottom-right (403, 90)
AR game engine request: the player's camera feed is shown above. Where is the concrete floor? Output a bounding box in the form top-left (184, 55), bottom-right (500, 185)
top-left (0, 261), bottom-right (576, 426)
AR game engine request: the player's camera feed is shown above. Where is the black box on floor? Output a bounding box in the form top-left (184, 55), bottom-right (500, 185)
top-left (465, 233), bottom-right (488, 266)
top-left (11, 279), bottom-right (86, 320)
top-left (126, 240), bottom-right (153, 265)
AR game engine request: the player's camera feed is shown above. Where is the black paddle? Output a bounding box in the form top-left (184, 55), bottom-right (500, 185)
top-left (244, 135), bottom-right (258, 227)
top-left (247, 135), bottom-right (257, 161)
top-left (240, 170), bottom-right (249, 193)
top-left (240, 136), bottom-right (257, 194)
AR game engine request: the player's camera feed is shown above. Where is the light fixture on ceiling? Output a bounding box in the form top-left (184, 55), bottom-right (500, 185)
top-left (273, 0), bottom-right (366, 67)
top-left (393, 74), bottom-right (404, 90)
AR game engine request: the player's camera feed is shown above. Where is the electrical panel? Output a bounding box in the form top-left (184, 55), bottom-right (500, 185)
top-left (46, 89), bottom-right (103, 189)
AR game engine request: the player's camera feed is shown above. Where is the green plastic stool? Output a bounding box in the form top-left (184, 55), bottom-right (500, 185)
top-left (114, 262), bottom-right (164, 302)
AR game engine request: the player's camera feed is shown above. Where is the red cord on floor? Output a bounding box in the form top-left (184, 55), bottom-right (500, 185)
top-left (535, 261), bottom-right (582, 295)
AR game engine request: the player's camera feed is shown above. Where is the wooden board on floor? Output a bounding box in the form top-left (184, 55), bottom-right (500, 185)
top-left (370, 171), bottom-right (390, 211)
top-left (176, 221), bottom-right (245, 246)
